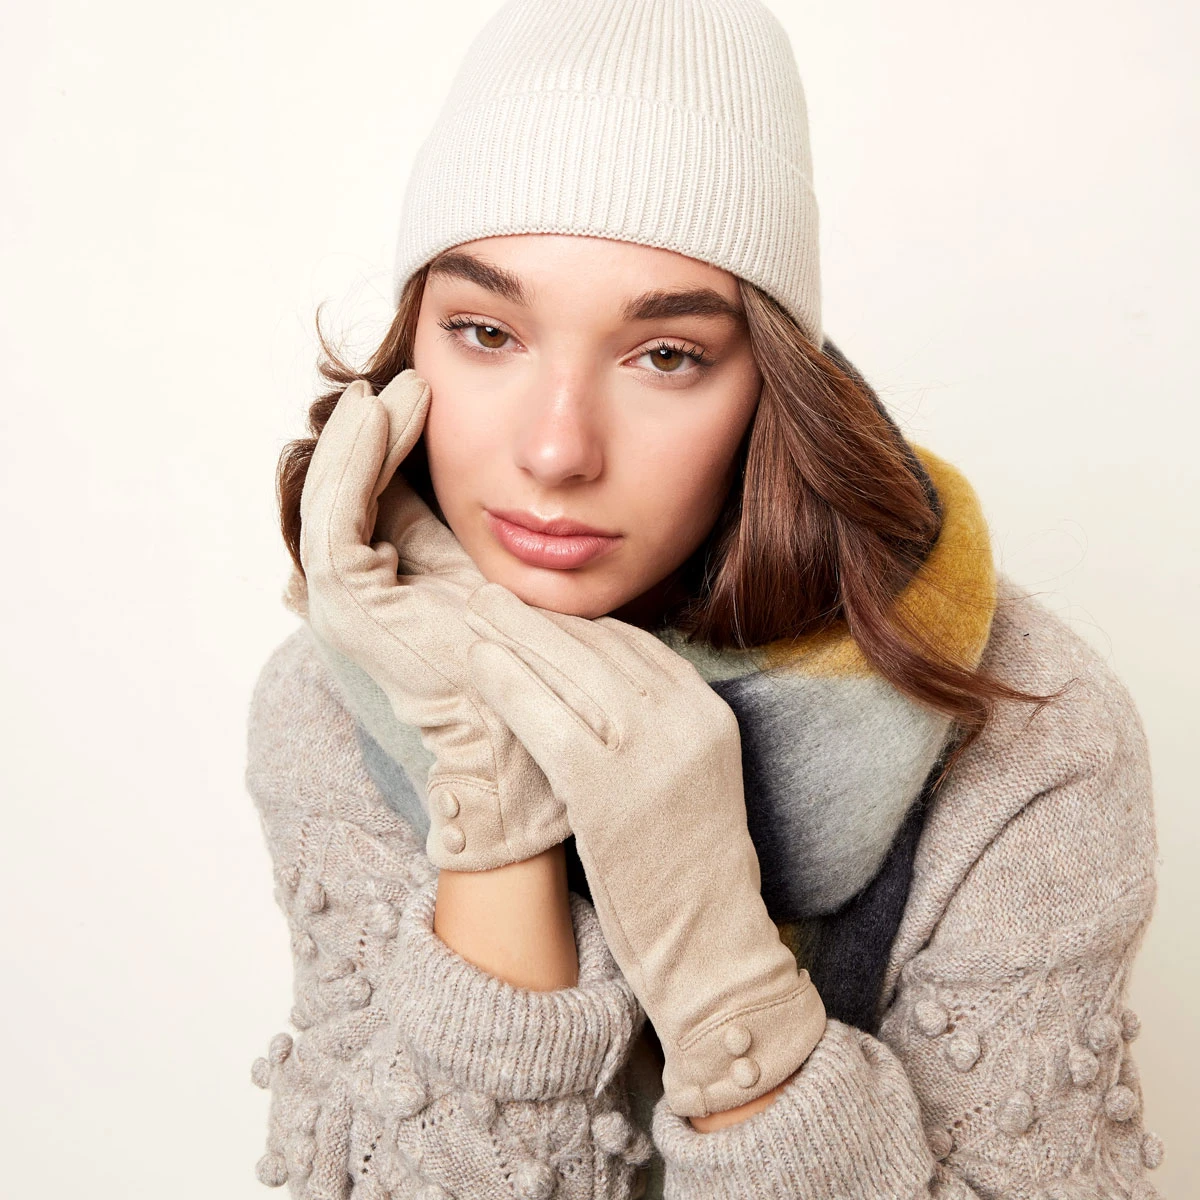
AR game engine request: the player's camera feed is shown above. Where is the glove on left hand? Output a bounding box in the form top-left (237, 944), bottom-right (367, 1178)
top-left (461, 581), bottom-right (827, 1119)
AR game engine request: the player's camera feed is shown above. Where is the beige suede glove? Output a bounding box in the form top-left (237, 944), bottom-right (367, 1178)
top-left (459, 581), bottom-right (828, 1119)
top-left (298, 371), bottom-right (571, 871)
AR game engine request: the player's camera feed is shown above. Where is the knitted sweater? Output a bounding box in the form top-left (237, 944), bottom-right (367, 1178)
top-left (247, 571), bottom-right (1165, 1200)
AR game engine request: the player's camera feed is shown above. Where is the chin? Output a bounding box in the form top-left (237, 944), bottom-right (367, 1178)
top-left (486, 563), bottom-right (624, 619)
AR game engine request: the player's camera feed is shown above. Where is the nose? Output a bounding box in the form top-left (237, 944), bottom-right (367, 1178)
top-left (512, 371), bottom-right (604, 486)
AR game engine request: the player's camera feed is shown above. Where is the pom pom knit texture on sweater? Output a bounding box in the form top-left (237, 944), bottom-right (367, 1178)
top-left (247, 566), bottom-right (1164, 1199)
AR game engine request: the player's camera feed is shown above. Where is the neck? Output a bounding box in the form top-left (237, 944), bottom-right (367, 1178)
top-left (608, 567), bottom-right (692, 631)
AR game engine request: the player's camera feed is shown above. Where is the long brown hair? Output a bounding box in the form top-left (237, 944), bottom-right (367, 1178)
top-left (277, 257), bottom-right (1066, 790)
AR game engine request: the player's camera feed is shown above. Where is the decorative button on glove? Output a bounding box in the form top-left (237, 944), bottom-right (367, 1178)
top-left (460, 582), bottom-right (828, 1118)
top-left (298, 371), bottom-right (571, 871)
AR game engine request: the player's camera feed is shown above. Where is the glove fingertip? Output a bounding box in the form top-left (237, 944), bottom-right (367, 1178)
top-left (376, 370), bottom-right (431, 426)
top-left (343, 377), bottom-right (374, 399)
top-left (465, 580), bottom-right (517, 623)
top-left (465, 635), bottom-right (509, 677)
top-left (466, 637), bottom-right (530, 706)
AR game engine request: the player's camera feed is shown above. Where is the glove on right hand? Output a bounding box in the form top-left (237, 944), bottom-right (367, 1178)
top-left (298, 371), bottom-right (571, 871)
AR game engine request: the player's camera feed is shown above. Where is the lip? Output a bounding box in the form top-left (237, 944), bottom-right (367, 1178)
top-left (484, 508), bottom-right (622, 569)
top-left (488, 508), bottom-right (618, 537)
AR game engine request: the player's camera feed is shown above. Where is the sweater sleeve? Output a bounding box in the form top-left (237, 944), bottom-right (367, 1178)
top-left (650, 658), bottom-right (1166, 1200)
top-left (245, 627), bottom-right (651, 1200)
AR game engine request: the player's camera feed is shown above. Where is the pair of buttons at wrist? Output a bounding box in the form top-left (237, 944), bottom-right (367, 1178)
top-left (431, 790), bottom-right (763, 1095)
top-left (436, 789), bottom-right (466, 854)
top-left (722, 1022), bottom-right (760, 1088)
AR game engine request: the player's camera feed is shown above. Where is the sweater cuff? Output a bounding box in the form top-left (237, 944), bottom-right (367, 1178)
top-left (386, 877), bottom-right (645, 1101)
top-left (651, 1018), bottom-right (937, 1198)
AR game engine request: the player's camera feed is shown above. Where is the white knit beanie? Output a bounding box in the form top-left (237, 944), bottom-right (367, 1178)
top-left (392, 0), bottom-right (823, 348)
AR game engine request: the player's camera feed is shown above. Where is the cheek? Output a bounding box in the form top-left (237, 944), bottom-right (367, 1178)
top-left (621, 415), bottom-right (745, 539)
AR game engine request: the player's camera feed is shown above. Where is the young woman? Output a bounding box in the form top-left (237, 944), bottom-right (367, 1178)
top-left (247, 2), bottom-right (1164, 1197)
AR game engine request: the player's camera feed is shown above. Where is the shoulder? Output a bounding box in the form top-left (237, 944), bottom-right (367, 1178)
top-left (245, 622), bottom-right (379, 807)
top-left (892, 574), bottom-right (1157, 960)
top-left (977, 572), bottom-right (1152, 794)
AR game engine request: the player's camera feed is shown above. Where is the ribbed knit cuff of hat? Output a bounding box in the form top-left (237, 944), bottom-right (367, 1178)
top-left (651, 1017), bottom-right (937, 1197)
top-left (391, 0), bottom-right (825, 346)
top-left (387, 877), bottom-right (645, 1102)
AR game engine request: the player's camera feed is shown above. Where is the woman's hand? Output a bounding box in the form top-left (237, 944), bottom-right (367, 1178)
top-left (297, 372), bottom-right (571, 872)
top-left (460, 581), bottom-right (827, 1119)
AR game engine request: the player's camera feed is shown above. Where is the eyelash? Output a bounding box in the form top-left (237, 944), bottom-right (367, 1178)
top-left (435, 315), bottom-right (715, 373)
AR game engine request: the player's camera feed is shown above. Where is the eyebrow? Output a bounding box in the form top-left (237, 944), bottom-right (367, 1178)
top-left (426, 250), bottom-right (746, 327)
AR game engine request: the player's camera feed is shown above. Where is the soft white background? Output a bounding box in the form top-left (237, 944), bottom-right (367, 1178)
top-left (1, 0), bottom-right (1195, 1194)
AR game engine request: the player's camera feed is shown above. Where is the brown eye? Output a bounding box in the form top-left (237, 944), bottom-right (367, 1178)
top-left (649, 345), bottom-right (689, 372)
top-left (436, 315), bottom-right (515, 356)
top-left (637, 340), bottom-right (711, 375)
top-left (474, 324), bottom-right (509, 350)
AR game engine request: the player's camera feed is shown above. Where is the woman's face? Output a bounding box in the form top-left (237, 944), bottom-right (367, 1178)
top-left (410, 234), bottom-right (762, 624)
